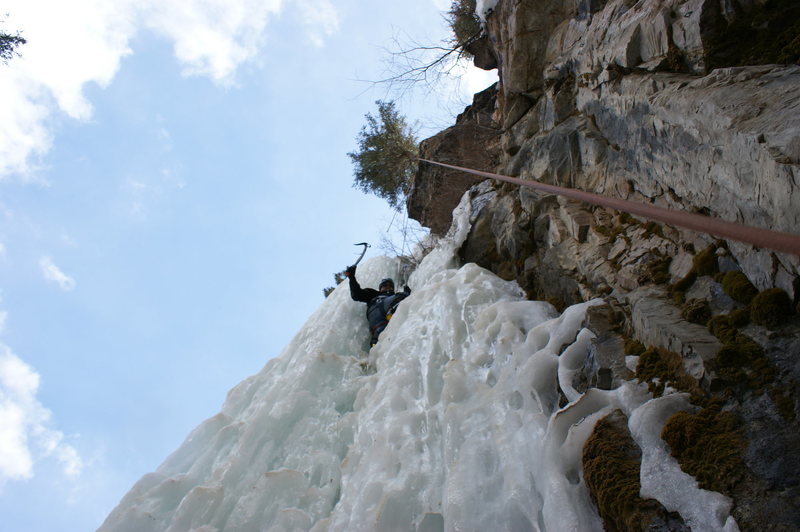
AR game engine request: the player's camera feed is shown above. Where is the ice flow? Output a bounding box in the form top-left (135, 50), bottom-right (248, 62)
top-left (99, 194), bottom-right (738, 532)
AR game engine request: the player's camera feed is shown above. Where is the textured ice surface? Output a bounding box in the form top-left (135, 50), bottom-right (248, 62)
top-left (99, 193), bottom-right (738, 531)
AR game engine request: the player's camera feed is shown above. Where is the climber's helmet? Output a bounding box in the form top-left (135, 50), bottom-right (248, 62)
top-left (379, 278), bottom-right (395, 294)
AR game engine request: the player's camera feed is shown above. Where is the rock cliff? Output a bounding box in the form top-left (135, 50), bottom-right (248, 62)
top-left (409, 0), bottom-right (800, 529)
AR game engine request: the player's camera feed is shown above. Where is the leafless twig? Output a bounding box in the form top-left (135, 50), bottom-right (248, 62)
top-left (359, 28), bottom-right (483, 100)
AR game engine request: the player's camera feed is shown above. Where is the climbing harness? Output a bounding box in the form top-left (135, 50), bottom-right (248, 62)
top-left (367, 293), bottom-right (406, 345)
top-left (419, 159), bottom-right (800, 257)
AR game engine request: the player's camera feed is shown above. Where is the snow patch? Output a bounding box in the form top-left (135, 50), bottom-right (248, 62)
top-left (476, 0), bottom-right (499, 23)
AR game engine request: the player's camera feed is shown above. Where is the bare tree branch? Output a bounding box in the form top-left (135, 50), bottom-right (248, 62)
top-left (358, 27), bottom-right (484, 99)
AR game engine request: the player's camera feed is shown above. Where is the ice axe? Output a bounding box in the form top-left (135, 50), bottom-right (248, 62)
top-left (345, 242), bottom-right (370, 276)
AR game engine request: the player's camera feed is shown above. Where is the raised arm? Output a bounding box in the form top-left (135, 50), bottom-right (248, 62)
top-left (347, 265), bottom-right (378, 303)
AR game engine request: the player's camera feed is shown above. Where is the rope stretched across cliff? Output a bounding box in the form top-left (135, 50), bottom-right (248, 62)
top-left (419, 159), bottom-right (800, 257)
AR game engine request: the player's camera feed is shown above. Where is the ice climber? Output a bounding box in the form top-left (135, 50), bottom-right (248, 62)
top-left (346, 265), bottom-right (411, 346)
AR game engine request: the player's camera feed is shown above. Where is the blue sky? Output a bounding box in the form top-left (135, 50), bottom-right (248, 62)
top-left (0, 0), bottom-right (496, 530)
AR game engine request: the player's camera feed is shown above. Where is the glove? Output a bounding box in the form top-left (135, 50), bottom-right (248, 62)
top-left (346, 265), bottom-right (357, 277)
top-left (403, 285), bottom-right (411, 295)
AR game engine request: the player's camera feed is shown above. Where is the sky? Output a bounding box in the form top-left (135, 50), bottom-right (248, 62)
top-left (0, 1), bottom-right (497, 530)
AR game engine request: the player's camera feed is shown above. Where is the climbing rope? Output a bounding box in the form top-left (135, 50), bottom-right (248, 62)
top-left (418, 159), bottom-right (800, 257)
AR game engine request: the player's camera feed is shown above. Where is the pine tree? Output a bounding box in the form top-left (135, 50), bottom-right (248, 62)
top-left (348, 101), bottom-right (418, 210)
top-left (1, 16), bottom-right (26, 65)
top-left (323, 270), bottom-right (347, 298)
top-left (446, 0), bottom-right (481, 54)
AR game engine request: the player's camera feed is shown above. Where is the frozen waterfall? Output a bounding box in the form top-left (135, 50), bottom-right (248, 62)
top-left (99, 195), bottom-right (738, 531)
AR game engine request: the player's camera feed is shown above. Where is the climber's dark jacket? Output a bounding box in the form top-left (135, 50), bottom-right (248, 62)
top-left (349, 273), bottom-right (410, 345)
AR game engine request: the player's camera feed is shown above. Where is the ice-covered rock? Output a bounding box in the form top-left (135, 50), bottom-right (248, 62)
top-left (99, 193), bottom-right (740, 531)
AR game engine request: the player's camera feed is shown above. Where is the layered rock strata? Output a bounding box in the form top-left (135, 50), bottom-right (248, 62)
top-left (408, 0), bottom-right (800, 529)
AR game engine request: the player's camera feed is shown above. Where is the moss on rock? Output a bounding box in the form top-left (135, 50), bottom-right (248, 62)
top-left (661, 402), bottom-right (745, 493)
top-left (617, 212), bottom-right (634, 226)
top-left (708, 314), bottom-right (738, 343)
top-left (768, 386), bottom-right (797, 422)
top-left (546, 296), bottom-right (567, 313)
top-left (583, 410), bottom-right (686, 531)
top-left (692, 245), bottom-right (719, 277)
top-left (721, 271), bottom-right (758, 304)
top-left (592, 211), bottom-right (638, 243)
top-left (624, 338), bottom-right (646, 357)
top-left (681, 299), bottom-right (711, 325)
top-left (728, 307), bottom-right (751, 328)
top-left (670, 270), bottom-right (697, 304)
top-left (583, 410), bottom-right (643, 531)
top-left (707, 314), bottom-right (776, 393)
top-left (642, 221), bottom-right (664, 238)
top-left (640, 252), bottom-right (672, 285)
top-left (592, 224), bottom-right (616, 239)
top-left (670, 244), bottom-right (720, 304)
top-left (750, 288), bottom-right (793, 328)
top-left (636, 347), bottom-right (704, 404)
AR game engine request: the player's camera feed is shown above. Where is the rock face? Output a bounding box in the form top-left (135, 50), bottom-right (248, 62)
top-left (408, 85), bottom-right (501, 235)
top-left (408, 0), bottom-right (800, 529)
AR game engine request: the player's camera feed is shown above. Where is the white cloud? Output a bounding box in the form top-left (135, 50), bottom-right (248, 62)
top-left (143, 0), bottom-right (283, 82)
top-left (295, 0), bottom-right (339, 48)
top-left (60, 233), bottom-right (78, 248)
top-left (0, 345), bottom-right (83, 486)
top-left (0, 0), bottom-right (136, 178)
top-left (156, 126), bottom-right (173, 150)
top-left (0, 0), bottom-right (310, 179)
top-left (39, 256), bottom-right (77, 291)
top-left (122, 167), bottom-right (186, 220)
top-left (122, 178), bottom-right (151, 220)
top-left (0, 69), bottom-right (53, 176)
